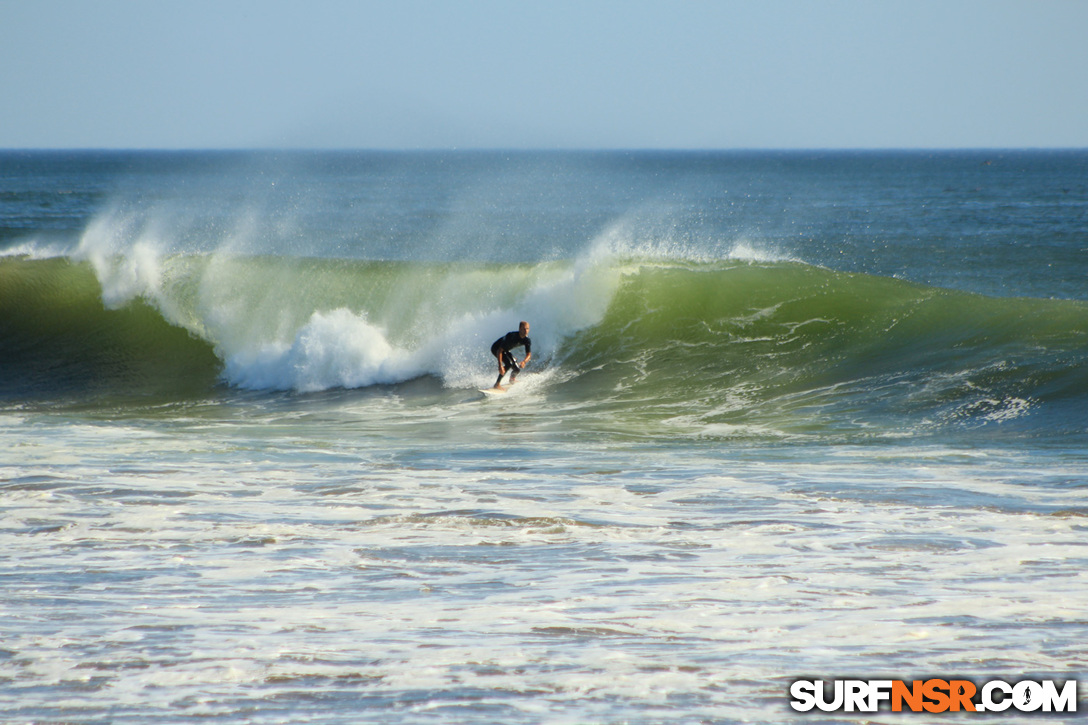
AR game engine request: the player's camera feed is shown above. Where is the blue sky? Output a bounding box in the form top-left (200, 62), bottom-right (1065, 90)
top-left (2, 0), bottom-right (1086, 149)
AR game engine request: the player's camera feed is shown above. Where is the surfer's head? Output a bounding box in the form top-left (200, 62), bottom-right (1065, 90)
top-left (519, 321), bottom-right (530, 338)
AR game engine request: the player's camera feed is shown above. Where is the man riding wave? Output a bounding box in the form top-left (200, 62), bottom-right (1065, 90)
top-left (490, 321), bottom-right (531, 390)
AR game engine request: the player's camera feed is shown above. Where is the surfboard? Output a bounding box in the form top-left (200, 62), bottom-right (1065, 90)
top-left (479, 386), bottom-right (507, 396)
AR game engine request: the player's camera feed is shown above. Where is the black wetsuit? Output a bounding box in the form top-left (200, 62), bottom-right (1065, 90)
top-left (491, 331), bottom-right (531, 374)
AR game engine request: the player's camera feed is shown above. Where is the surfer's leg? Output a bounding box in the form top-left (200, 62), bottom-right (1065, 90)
top-left (504, 352), bottom-right (519, 383)
top-left (492, 346), bottom-right (506, 387)
top-left (496, 355), bottom-right (509, 387)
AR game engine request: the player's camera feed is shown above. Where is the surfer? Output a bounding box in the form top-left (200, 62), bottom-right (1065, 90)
top-left (490, 321), bottom-right (532, 389)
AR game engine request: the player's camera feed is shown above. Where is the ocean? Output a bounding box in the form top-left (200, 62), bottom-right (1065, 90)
top-left (1, 150), bottom-right (1086, 723)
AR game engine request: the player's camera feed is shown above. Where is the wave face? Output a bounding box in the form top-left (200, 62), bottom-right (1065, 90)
top-left (568, 260), bottom-right (1088, 436)
top-left (4, 251), bottom-right (1087, 436)
top-left (0, 256), bottom-right (220, 399)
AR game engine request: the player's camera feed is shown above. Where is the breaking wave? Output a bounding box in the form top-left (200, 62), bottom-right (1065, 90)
top-left (4, 242), bottom-right (1088, 437)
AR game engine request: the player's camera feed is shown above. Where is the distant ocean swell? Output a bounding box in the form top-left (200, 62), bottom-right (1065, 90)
top-left (3, 247), bottom-right (1087, 435)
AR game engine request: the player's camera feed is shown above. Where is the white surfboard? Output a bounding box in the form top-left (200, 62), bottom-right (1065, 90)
top-left (479, 386), bottom-right (507, 396)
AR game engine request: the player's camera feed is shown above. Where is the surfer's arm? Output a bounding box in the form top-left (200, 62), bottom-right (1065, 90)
top-left (521, 352), bottom-right (531, 367)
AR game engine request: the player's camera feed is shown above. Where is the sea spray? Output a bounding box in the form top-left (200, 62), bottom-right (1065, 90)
top-left (74, 207), bottom-right (167, 310)
top-left (66, 202), bottom-right (633, 393)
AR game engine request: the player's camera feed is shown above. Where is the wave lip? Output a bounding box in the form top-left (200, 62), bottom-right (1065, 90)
top-left (1, 240), bottom-right (76, 260)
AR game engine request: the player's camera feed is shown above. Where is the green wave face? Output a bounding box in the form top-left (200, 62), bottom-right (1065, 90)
top-left (0, 257), bottom-right (220, 401)
top-left (559, 261), bottom-right (1088, 435)
top-left (4, 254), bottom-right (1087, 436)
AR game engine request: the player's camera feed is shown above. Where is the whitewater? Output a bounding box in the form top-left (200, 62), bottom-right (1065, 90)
top-left (1, 150), bottom-right (1086, 723)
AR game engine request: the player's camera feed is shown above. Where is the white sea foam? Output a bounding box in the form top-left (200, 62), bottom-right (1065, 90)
top-left (224, 308), bottom-right (420, 392)
top-left (216, 254), bottom-right (621, 392)
top-left (4, 402), bottom-right (1086, 724)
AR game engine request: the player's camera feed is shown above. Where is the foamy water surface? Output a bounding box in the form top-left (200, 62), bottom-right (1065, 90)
top-left (3, 394), bottom-right (1086, 724)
